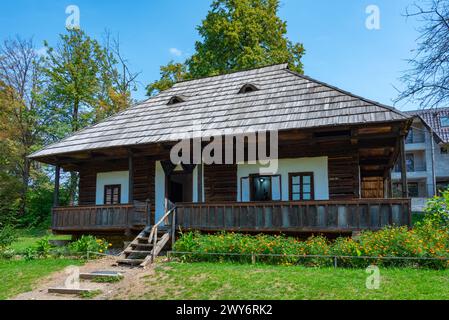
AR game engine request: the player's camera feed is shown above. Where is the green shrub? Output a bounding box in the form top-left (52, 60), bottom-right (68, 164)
top-left (0, 224), bottom-right (17, 250)
top-left (23, 247), bottom-right (37, 261)
top-left (0, 248), bottom-right (16, 259)
top-left (174, 226), bottom-right (449, 269)
top-left (422, 188), bottom-right (449, 229)
top-left (35, 236), bottom-right (53, 257)
top-left (69, 235), bottom-right (111, 257)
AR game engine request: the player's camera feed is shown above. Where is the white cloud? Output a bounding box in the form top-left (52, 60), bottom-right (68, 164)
top-left (169, 47), bottom-right (183, 57)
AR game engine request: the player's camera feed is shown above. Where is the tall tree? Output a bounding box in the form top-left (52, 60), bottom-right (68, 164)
top-left (146, 0), bottom-right (305, 96)
top-left (146, 62), bottom-right (188, 97)
top-left (0, 37), bottom-right (47, 216)
top-left (42, 29), bottom-right (137, 204)
top-left (397, 0), bottom-right (449, 108)
top-left (42, 29), bottom-right (106, 204)
top-left (96, 31), bottom-right (140, 120)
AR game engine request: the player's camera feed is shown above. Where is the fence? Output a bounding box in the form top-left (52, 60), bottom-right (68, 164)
top-left (167, 251), bottom-right (449, 269)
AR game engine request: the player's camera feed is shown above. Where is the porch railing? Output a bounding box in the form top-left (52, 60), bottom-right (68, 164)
top-left (52, 201), bottom-right (151, 233)
top-left (175, 199), bottom-right (412, 233)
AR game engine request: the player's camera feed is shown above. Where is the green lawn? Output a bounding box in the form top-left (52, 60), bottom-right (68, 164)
top-left (138, 262), bottom-right (449, 300)
top-left (0, 258), bottom-right (84, 300)
top-left (10, 228), bottom-right (71, 252)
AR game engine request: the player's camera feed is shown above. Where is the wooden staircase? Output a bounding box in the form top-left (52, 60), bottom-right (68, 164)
top-left (117, 206), bottom-right (176, 268)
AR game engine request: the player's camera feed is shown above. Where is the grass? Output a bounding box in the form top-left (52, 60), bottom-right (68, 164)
top-left (91, 275), bottom-right (123, 283)
top-left (0, 258), bottom-right (84, 300)
top-left (10, 228), bottom-right (71, 252)
top-left (79, 289), bottom-right (102, 299)
top-left (138, 262), bottom-right (449, 300)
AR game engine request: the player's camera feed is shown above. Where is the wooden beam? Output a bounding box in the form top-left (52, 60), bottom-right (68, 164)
top-left (197, 163), bottom-right (203, 202)
top-left (128, 152), bottom-right (134, 204)
top-left (53, 165), bottom-right (60, 207)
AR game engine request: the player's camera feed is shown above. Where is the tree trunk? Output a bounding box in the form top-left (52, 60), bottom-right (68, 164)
top-left (68, 99), bottom-right (80, 205)
top-left (18, 156), bottom-right (30, 216)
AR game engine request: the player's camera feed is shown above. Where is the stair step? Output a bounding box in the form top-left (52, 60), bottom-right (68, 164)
top-left (117, 259), bottom-right (144, 265)
top-left (130, 242), bottom-right (153, 248)
top-left (137, 237), bottom-right (163, 243)
top-left (80, 271), bottom-right (123, 280)
top-left (48, 287), bottom-right (95, 295)
top-left (125, 249), bottom-right (151, 255)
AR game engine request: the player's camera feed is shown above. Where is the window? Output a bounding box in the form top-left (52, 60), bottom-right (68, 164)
top-left (289, 173), bottom-right (314, 201)
top-left (406, 153), bottom-right (415, 172)
top-left (241, 175), bottom-right (281, 202)
top-left (104, 185), bottom-right (121, 205)
top-left (408, 182), bottom-right (419, 198)
top-left (251, 175), bottom-right (272, 201)
top-left (441, 117), bottom-right (449, 127)
top-left (405, 129), bottom-right (414, 144)
top-left (238, 84), bottom-right (258, 94)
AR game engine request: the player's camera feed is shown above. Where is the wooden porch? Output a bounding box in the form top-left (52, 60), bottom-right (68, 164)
top-left (52, 199), bottom-right (411, 235)
top-left (52, 201), bottom-right (151, 235)
top-left (175, 199), bottom-right (412, 233)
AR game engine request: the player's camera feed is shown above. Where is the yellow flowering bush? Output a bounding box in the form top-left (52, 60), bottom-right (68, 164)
top-left (69, 235), bottom-right (111, 257)
top-left (174, 224), bottom-right (449, 269)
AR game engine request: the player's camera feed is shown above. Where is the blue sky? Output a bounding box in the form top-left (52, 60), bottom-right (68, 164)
top-left (0, 0), bottom-right (421, 110)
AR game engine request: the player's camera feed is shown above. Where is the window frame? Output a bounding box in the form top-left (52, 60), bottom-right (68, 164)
top-left (441, 116), bottom-right (449, 128)
top-left (104, 184), bottom-right (121, 205)
top-left (289, 172), bottom-right (315, 201)
top-left (241, 174), bottom-right (282, 202)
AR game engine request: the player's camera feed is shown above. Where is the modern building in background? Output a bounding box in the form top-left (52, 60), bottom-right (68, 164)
top-left (392, 107), bottom-right (449, 211)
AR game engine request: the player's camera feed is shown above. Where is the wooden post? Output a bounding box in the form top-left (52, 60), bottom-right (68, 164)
top-left (53, 165), bottom-right (60, 207)
top-left (197, 163), bottom-right (203, 203)
top-left (386, 174), bottom-right (392, 198)
top-left (128, 152), bottom-right (133, 204)
top-left (171, 208), bottom-right (176, 250)
top-left (399, 136), bottom-right (408, 198)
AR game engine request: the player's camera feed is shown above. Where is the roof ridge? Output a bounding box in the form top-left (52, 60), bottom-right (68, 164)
top-left (406, 106), bottom-right (449, 114)
top-left (285, 69), bottom-right (410, 120)
top-left (173, 63), bottom-right (288, 86)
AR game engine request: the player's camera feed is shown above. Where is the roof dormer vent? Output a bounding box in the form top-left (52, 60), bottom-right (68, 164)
top-left (238, 84), bottom-right (259, 94)
top-left (167, 95), bottom-right (185, 105)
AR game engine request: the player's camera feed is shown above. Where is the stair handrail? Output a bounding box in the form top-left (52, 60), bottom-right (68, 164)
top-left (148, 206), bottom-right (177, 260)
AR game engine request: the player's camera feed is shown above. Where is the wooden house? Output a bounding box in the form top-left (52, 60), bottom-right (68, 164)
top-left (30, 63), bottom-right (413, 242)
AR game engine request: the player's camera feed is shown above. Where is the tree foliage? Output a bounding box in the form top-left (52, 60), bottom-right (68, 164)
top-left (397, 0), bottom-right (449, 108)
top-left (0, 37), bottom-right (48, 217)
top-left (146, 0), bottom-right (305, 96)
top-left (41, 29), bottom-right (138, 204)
top-left (0, 30), bottom-right (137, 226)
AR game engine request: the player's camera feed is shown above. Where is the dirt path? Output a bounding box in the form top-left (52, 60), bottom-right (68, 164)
top-left (12, 257), bottom-right (157, 300)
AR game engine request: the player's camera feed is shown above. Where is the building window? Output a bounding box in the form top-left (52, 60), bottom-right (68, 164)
top-left (241, 175), bottom-right (281, 202)
top-left (104, 185), bottom-right (121, 205)
top-left (437, 181), bottom-right (449, 195)
top-left (406, 154), bottom-right (415, 172)
top-left (408, 183), bottom-right (419, 198)
top-left (289, 173), bottom-right (314, 201)
top-left (392, 182), bottom-right (420, 198)
top-left (441, 117), bottom-right (449, 127)
top-left (405, 129), bottom-right (414, 144)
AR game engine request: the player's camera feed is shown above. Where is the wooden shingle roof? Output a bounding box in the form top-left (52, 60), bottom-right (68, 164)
top-left (30, 63), bottom-right (410, 159)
